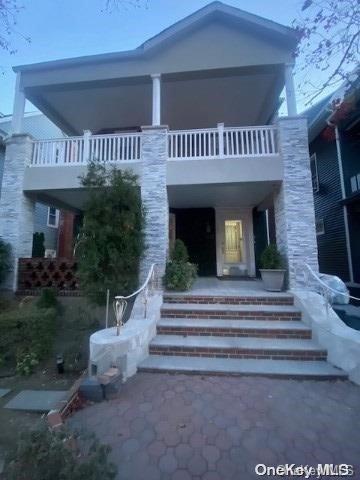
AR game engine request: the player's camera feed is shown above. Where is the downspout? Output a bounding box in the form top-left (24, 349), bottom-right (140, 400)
top-left (327, 117), bottom-right (354, 283)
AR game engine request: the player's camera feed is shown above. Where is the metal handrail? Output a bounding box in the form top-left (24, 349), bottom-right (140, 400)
top-left (113, 264), bottom-right (156, 335)
top-left (300, 263), bottom-right (360, 302)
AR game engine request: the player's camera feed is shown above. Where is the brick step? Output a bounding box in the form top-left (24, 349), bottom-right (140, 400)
top-left (139, 356), bottom-right (347, 380)
top-left (149, 335), bottom-right (327, 361)
top-left (161, 303), bottom-right (302, 321)
top-left (163, 294), bottom-right (294, 306)
top-left (157, 318), bottom-right (311, 339)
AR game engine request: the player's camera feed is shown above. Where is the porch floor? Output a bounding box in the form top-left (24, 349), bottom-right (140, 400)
top-left (165, 277), bottom-right (290, 297)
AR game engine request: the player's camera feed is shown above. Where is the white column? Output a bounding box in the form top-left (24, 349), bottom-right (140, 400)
top-left (284, 63), bottom-right (297, 117)
top-left (83, 130), bottom-right (92, 162)
top-left (11, 72), bottom-right (26, 134)
top-left (151, 74), bottom-right (161, 126)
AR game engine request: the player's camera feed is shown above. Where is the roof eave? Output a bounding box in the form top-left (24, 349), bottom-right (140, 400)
top-left (13, 1), bottom-right (299, 75)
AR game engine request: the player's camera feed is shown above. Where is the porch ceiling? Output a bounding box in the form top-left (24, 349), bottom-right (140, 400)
top-left (29, 181), bottom-right (278, 213)
top-left (167, 181), bottom-right (278, 209)
top-left (25, 66), bottom-right (283, 135)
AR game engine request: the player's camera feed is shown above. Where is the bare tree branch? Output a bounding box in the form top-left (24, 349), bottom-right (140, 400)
top-left (294, 0), bottom-right (360, 105)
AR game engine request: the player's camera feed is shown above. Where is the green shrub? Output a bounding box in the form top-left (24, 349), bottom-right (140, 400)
top-left (76, 161), bottom-right (145, 305)
top-left (0, 237), bottom-right (11, 285)
top-left (32, 232), bottom-right (45, 257)
top-left (171, 239), bottom-right (189, 263)
top-left (165, 240), bottom-right (197, 291)
top-left (16, 351), bottom-right (39, 376)
top-left (0, 304), bottom-right (56, 373)
top-left (4, 424), bottom-right (117, 480)
top-left (260, 244), bottom-right (284, 270)
top-left (164, 261), bottom-right (197, 291)
top-left (36, 288), bottom-right (58, 310)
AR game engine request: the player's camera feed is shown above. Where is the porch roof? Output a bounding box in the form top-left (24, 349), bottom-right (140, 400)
top-left (13, 2), bottom-right (297, 135)
top-left (14, 2), bottom-right (298, 74)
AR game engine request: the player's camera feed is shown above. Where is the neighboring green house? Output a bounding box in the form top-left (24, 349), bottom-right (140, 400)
top-left (0, 112), bottom-right (64, 254)
top-left (306, 75), bottom-right (360, 293)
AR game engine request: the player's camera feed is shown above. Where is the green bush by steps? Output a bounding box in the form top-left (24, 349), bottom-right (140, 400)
top-left (164, 240), bottom-right (197, 291)
top-left (0, 303), bottom-right (56, 375)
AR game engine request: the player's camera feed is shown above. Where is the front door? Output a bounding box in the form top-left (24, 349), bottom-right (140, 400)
top-left (222, 219), bottom-right (247, 276)
top-left (216, 208), bottom-right (255, 277)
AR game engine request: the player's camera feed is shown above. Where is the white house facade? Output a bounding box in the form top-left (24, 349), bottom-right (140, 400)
top-left (0, 1), bottom-right (319, 291)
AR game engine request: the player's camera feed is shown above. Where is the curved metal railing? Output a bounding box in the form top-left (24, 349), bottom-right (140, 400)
top-left (113, 264), bottom-right (156, 335)
top-left (299, 263), bottom-right (360, 304)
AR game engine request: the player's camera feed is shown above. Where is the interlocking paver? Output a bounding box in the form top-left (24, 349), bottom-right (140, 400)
top-left (67, 372), bottom-right (360, 479)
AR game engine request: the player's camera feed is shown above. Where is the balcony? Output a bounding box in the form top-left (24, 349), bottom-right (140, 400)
top-left (29, 125), bottom-right (278, 166)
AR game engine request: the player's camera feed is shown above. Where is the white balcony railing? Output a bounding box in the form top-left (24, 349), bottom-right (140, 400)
top-left (31, 132), bottom-right (142, 166)
top-left (168, 125), bottom-right (278, 160)
top-left (30, 125), bottom-right (278, 166)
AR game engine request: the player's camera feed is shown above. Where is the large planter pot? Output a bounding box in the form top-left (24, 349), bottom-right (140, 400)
top-left (260, 269), bottom-right (286, 292)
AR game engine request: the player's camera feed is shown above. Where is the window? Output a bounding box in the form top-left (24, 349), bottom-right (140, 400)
top-left (315, 218), bottom-right (325, 236)
top-left (350, 173), bottom-right (360, 193)
top-left (47, 207), bottom-right (59, 228)
top-left (310, 153), bottom-right (319, 193)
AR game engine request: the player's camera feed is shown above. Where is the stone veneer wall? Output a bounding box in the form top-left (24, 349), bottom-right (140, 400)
top-left (0, 134), bottom-right (35, 290)
top-left (140, 126), bottom-right (169, 282)
top-left (274, 117), bottom-right (319, 288)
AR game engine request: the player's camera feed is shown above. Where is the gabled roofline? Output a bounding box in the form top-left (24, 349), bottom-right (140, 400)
top-left (139, 1), bottom-right (299, 51)
top-left (14, 1), bottom-right (299, 74)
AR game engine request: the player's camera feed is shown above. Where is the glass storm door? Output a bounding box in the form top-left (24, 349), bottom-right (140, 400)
top-left (222, 219), bottom-right (246, 275)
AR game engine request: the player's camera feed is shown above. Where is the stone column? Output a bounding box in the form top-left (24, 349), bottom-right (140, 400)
top-left (0, 134), bottom-right (35, 290)
top-left (140, 126), bottom-right (169, 282)
top-left (274, 117), bottom-right (319, 288)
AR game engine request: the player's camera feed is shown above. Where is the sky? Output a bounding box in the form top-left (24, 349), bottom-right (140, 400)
top-left (0, 0), bottom-right (325, 115)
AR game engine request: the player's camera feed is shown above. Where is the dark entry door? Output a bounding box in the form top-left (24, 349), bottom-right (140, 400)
top-left (171, 208), bottom-right (216, 276)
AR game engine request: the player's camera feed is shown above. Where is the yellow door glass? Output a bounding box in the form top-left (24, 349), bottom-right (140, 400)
top-left (224, 220), bottom-right (244, 263)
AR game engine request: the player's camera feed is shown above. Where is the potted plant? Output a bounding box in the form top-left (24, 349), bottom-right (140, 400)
top-left (259, 244), bottom-right (286, 292)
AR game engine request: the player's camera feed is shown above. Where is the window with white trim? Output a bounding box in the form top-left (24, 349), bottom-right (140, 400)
top-left (310, 153), bottom-right (319, 193)
top-left (350, 173), bottom-right (360, 193)
top-left (315, 218), bottom-right (325, 236)
top-left (47, 207), bottom-right (59, 228)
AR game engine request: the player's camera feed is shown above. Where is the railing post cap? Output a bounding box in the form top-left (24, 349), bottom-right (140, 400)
top-left (141, 125), bottom-right (169, 132)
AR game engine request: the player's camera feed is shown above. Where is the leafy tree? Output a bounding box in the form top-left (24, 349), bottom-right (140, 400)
top-left (294, 0), bottom-right (360, 104)
top-left (75, 161), bottom-right (145, 305)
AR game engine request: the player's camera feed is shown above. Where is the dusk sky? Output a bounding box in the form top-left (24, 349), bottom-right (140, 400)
top-left (0, 0), bottom-right (335, 115)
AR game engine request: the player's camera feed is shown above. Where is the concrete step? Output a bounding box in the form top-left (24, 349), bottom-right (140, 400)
top-left (161, 303), bottom-right (302, 321)
top-left (163, 293), bottom-right (294, 306)
top-left (157, 318), bottom-right (312, 339)
top-left (139, 355), bottom-right (347, 380)
top-left (149, 335), bottom-right (327, 361)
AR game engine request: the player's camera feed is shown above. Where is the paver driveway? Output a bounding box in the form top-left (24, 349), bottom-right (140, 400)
top-left (68, 373), bottom-right (360, 479)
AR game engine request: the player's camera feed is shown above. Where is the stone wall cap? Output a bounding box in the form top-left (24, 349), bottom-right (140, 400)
top-left (5, 133), bottom-right (34, 144)
top-left (141, 125), bottom-right (169, 132)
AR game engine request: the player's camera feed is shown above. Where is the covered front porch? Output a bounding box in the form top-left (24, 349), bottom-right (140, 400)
top-left (165, 276), bottom-right (290, 296)
top-left (168, 180), bottom-right (277, 279)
